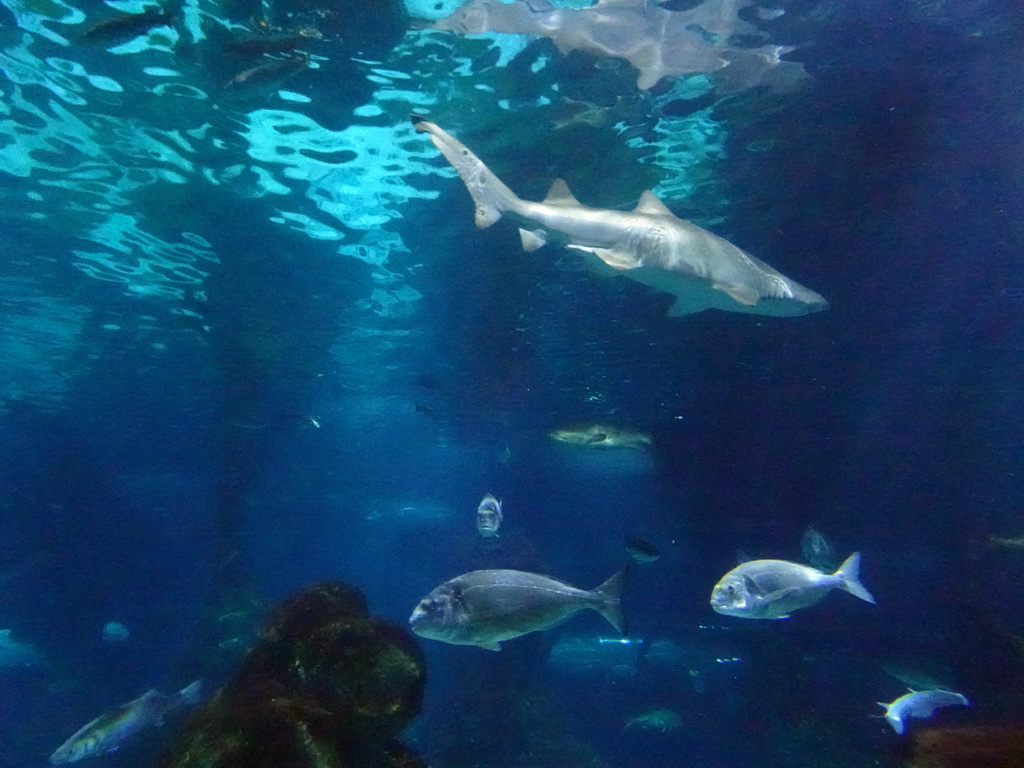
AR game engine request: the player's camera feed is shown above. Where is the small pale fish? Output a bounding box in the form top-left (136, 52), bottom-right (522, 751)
top-left (625, 708), bottom-right (682, 732)
top-left (800, 524), bottom-right (837, 572)
top-left (476, 493), bottom-right (503, 538)
top-left (410, 568), bottom-right (626, 651)
top-left (625, 536), bottom-right (661, 563)
top-left (710, 553), bottom-right (875, 619)
top-left (50, 680), bottom-right (202, 765)
top-left (989, 534), bottom-right (1024, 550)
top-left (878, 690), bottom-right (969, 734)
top-left (101, 622), bottom-right (130, 644)
top-left (550, 424), bottom-right (651, 450)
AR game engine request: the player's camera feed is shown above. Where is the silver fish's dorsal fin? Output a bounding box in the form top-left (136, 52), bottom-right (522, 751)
top-left (634, 190), bottom-right (673, 216)
top-left (544, 179), bottom-right (581, 206)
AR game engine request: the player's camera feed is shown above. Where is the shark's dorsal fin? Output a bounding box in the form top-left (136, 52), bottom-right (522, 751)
top-left (634, 190), bottom-right (674, 216)
top-left (544, 179), bottom-right (581, 206)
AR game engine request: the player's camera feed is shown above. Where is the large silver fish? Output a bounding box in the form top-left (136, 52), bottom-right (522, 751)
top-left (411, 116), bottom-right (827, 317)
top-left (410, 569), bottom-right (626, 650)
top-left (50, 681), bottom-right (202, 765)
top-left (710, 553), bottom-right (875, 619)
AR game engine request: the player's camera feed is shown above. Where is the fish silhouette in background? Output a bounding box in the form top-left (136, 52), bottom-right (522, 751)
top-left (223, 27), bottom-right (323, 56)
top-left (79, 4), bottom-right (180, 46)
top-left (223, 51), bottom-right (311, 90)
top-left (424, 0), bottom-right (807, 92)
top-left (412, 116), bottom-right (827, 317)
top-left (50, 681), bottom-right (202, 764)
top-left (800, 524), bottom-right (838, 572)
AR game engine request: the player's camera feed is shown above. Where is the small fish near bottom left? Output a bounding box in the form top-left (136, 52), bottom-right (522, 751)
top-left (50, 680), bottom-right (202, 764)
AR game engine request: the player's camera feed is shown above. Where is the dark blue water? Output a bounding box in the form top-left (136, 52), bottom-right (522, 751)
top-left (1, 0), bottom-right (1023, 765)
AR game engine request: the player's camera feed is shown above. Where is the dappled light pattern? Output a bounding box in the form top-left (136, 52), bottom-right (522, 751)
top-left (0, 279), bottom-right (94, 414)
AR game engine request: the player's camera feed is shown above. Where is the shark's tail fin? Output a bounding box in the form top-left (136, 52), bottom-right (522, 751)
top-left (411, 115), bottom-right (520, 229)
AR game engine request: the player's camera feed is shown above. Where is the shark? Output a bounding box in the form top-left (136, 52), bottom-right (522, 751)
top-left (425, 0), bottom-right (807, 92)
top-left (550, 424), bottom-right (652, 450)
top-left (411, 116), bottom-right (827, 317)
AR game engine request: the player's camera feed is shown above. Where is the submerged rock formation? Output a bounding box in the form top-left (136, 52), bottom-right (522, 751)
top-left (159, 582), bottom-right (426, 768)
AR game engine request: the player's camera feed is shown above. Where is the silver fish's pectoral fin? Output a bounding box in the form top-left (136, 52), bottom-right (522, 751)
top-left (519, 228), bottom-right (547, 251)
top-left (762, 587), bottom-right (802, 603)
top-left (566, 244), bottom-right (638, 270)
top-left (714, 282), bottom-right (760, 306)
top-left (543, 179), bottom-right (581, 206)
top-left (634, 190), bottom-right (674, 217)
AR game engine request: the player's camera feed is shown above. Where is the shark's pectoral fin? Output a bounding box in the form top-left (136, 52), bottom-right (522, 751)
top-left (519, 228), bottom-right (547, 251)
top-left (476, 204), bottom-right (502, 229)
top-left (714, 282), bottom-right (760, 306)
top-left (566, 244), bottom-right (637, 271)
top-left (479, 640), bottom-right (502, 651)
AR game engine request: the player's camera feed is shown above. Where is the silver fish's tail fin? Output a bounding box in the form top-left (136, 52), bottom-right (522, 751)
top-left (411, 115), bottom-right (521, 229)
top-left (176, 679), bottom-right (203, 707)
top-left (834, 552), bottom-right (876, 604)
top-left (592, 568), bottom-right (628, 636)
